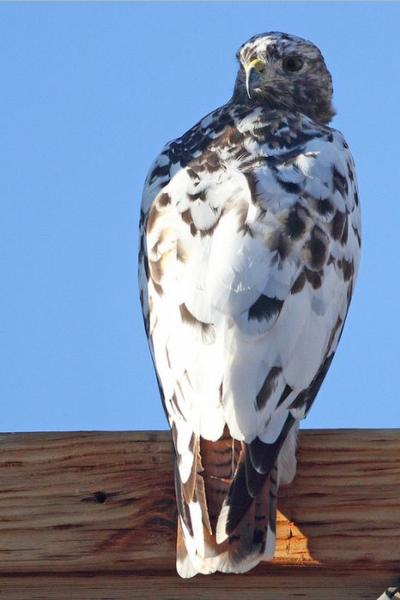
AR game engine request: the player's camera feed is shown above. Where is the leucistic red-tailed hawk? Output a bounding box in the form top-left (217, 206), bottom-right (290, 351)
top-left (138, 32), bottom-right (361, 577)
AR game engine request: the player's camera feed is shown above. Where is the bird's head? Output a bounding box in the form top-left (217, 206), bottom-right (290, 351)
top-left (233, 32), bottom-right (335, 124)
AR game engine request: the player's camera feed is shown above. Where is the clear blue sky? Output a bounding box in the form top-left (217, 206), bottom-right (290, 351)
top-left (1, 2), bottom-right (399, 432)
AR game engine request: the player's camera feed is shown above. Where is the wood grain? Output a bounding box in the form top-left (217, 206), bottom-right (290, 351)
top-left (0, 430), bottom-right (399, 598)
top-left (0, 571), bottom-right (399, 600)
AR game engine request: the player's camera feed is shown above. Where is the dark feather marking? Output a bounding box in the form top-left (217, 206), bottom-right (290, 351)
top-left (139, 237), bottom-right (149, 280)
top-left (146, 205), bottom-right (160, 234)
top-left (203, 150), bottom-right (221, 172)
top-left (281, 150), bottom-right (303, 167)
top-left (179, 303), bottom-right (215, 343)
top-left (139, 292), bottom-right (148, 337)
top-left (331, 210), bottom-right (346, 240)
top-left (268, 466), bottom-right (278, 534)
top-left (316, 198), bottom-right (334, 216)
top-left (340, 258), bottom-right (354, 281)
top-left (181, 209), bottom-right (192, 225)
top-left (211, 121), bottom-right (226, 135)
top-left (306, 226), bottom-right (328, 270)
top-left (235, 203), bottom-right (252, 237)
top-left (277, 179), bottom-right (301, 194)
top-left (217, 125), bottom-right (245, 149)
top-left (291, 270), bottom-right (306, 294)
top-left (304, 268), bottom-right (322, 290)
top-left (244, 171), bottom-right (260, 204)
top-left (256, 207), bottom-right (267, 221)
top-left (277, 384), bottom-right (293, 407)
top-left (226, 414), bottom-right (295, 534)
top-left (153, 281), bottom-right (163, 296)
top-left (188, 190), bottom-right (206, 202)
top-left (234, 148), bottom-right (253, 163)
top-left (290, 353), bottom-right (334, 415)
top-left (226, 459), bottom-right (251, 533)
top-left (352, 224), bottom-right (361, 247)
top-left (179, 303), bottom-right (200, 326)
top-left (248, 295), bottom-right (283, 323)
top-left (269, 231), bottom-right (291, 260)
top-left (340, 216), bottom-right (349, 245)
top-left (253, 529), bottom-right (264, 545)
top-left (171, 420), bottom-right (178, 449)
top-left (238, 217), bottom-right (254, 238)
top-left (332, 166), bottom-right (348, 197)
top-left (347, 162), bottom-right (354, 182)
top-left (157, 192), bottom-right (171, 207)
top-left (176, 240), bottom-right (187, 263)
top-left (347, 281), bottom-right (354, 303)
top-left (327, 315), bottom-right (343, 351)
top-left (189, 431), bottom-right (196, 453)
top-left (172, 421), bottom-right (194, 530)
top-left (286, 207), bottom-right (306, 239)
top-left (256, 367), bottom-right (282, 411)
top-left (154, 371), bottom-right (167, 418)
top-left (227, 128), bottom-right (245, 145)
top-left (149, 163), bottom-right (170, 184)
top-left (188, 132), bottom-right (208, 146)
top-left (149, 259), bottom-right (162, 284)
top-left (174, 462), bottom-right (194, 537)
top-left (187, 167), bottom-right (201, 181)
top-left (139, 209), bottom-right (146, 228)
top-left (199, 217), bottom-right (221, 238)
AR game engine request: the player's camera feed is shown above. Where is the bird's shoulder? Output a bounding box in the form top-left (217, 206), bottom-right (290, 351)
top-left (141, 103), bottom-right (357, 217)
top-left (141, 105), bottom-right (360, 262)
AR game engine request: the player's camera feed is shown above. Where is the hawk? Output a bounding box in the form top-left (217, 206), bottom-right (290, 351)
top-left (138, 32), bottom-right (361, 577)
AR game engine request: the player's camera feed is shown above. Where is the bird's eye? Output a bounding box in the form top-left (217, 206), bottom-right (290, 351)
top-left (282, 55), bottom-right (304, 72)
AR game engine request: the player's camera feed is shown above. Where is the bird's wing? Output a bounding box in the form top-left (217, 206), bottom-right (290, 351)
top-left (138, 116), bottom-right (360, 567)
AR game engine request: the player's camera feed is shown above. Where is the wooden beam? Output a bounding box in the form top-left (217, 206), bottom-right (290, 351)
top-left (0, 572), bottom-right (399, 600)
top-left (0, 430), bottom-right (399, 599)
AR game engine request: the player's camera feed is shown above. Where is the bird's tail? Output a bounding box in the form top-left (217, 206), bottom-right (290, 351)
top-left (174, 427), bottom-right (279, 578)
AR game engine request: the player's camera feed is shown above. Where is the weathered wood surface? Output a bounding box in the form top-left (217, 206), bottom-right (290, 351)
top-left (0, 572), bottom-right (399, 600)
top-left (0, 430), bottom-right (399, 599)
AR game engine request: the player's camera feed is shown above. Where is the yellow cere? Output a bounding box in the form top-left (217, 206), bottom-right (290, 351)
top-left (246, 58), bottom-right (265, 73)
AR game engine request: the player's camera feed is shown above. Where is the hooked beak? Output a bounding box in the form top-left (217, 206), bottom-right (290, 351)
top-left (245, 58), bottom-right (265, 99)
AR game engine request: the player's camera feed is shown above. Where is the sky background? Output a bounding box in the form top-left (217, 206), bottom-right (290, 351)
top-left (1, 2), bottom-right (399, 432)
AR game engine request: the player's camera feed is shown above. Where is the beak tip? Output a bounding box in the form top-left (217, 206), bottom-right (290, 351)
top-left (245, 71), bottom-right (252, 99)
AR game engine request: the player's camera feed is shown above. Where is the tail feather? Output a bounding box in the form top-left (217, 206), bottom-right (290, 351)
top-left (174, 426), bottom-right (283, 577)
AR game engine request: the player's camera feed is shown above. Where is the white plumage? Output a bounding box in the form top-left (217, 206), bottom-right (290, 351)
top-left (138, 31), bottom-right (360, 577)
